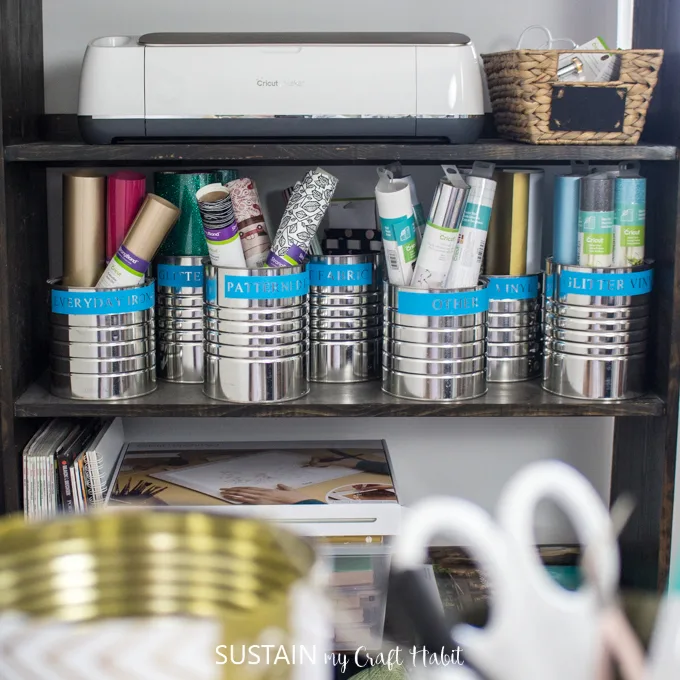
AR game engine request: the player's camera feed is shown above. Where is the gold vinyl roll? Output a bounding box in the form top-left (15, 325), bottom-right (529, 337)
top-left (484, 171), bottom-right (530, 276)
top-left (62, 170), bottom-right (106, 286)
top-left (121, 193), bottom-right (180, 262)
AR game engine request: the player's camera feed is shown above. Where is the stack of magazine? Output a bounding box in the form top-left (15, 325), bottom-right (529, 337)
top-left (22, 419), bottom-right (116, 520)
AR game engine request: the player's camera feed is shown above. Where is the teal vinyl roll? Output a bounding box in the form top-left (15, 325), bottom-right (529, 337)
top-left (154, 170), bottom-right (238, 256)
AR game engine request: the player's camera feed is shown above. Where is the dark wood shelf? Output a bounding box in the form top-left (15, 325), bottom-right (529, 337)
top-left (4, 141), bottom-right (678, 165)
top-left (14, 377), bottom-right (665, 418)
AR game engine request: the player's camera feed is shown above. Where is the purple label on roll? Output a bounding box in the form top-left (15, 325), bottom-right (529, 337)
top-left (115, 244), bottom-right (149, 275)
top-left (266, 243), bottom-right (308, 267)
top-left (204, 221), bottom-right (239, 244)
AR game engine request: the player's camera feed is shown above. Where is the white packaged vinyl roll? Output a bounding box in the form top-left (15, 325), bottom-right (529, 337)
top-left (401, 175), bottom-right (427, 244)
top-left (445, 168), bottom-right (497, 289)
top-left (375, 170), bottom-right (417, 286)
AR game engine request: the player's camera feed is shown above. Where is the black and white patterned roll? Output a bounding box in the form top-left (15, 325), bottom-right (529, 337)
top-left (268, 168), bottom-right (338, 266)
top-left (196, 184), bottom-right (246, 268)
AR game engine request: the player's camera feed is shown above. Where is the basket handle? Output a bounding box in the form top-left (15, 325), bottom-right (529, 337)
top-left (516, 24), bottom-right (577, 50)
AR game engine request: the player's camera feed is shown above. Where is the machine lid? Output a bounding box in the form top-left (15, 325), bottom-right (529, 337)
top-left (138, 32), bottom-right (471, 47)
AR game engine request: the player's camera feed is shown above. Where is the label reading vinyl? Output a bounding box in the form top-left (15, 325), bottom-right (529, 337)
top-left (487, 275), bottom-right (539, 301)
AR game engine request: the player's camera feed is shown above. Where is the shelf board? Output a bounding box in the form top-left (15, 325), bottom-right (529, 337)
top-left (14, 377), bottom-right (665, 418)
top-left (4, 141), bottom-right (678, 164)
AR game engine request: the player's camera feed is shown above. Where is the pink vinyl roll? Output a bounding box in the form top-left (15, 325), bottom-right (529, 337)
top-left (107, 171), bottom-right (147, 262)
top-left (226, 178), bottom-right (272, 267)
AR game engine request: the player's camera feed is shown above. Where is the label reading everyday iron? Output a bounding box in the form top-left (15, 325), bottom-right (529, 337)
top-left (308, 262), bottom-right (373, 287)
top-left (558, 269), bottom-right (653, 297)
top-left (397, 288), bottom-right (489, 317)
top-left (221, 272), bottom-right (310, 299)
top-left (487, 275), bottom-right (539, 301)
top-left (51, 282), bottom-right (155, 315)
top-left (157, 265), bottom-right (204, 289)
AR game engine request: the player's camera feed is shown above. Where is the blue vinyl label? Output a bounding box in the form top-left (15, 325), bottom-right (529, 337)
top-left (157, 264), bottom-right (203, 289)
top-left (559, 270), bottom-right (653, 297)
top-left (51, 283), bottom-right (155, 315)
top-left (222, 272), bottom-right (310, 299)
top-left (487, 275), bottom-right (539, 301)
top-left (308, 262), bottom-right (373, 287)
top-left (397, 288), bottom-right (489, 317)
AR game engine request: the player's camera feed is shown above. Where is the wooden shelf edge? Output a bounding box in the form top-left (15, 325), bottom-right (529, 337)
top-left (14, 378), bottom-right (666, 418)
top-left (4, 141), bottom-right (678, 164)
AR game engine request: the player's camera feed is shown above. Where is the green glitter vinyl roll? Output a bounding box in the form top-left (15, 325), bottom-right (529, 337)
top-left (155, 170), bottom-right (238, 256)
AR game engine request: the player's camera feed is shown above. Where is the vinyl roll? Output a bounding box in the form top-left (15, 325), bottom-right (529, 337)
top-left (578, 176), bottom-right (615, 267)
top-left (226, 178), bottom-right (272, 267)
top-left (614, 176), bottom-right (646, 266)
top-left (106, 171), bottom-right (146, 262)
top-left (268, 168), bottom-right (338, 266)
top-left (62, 171), bottom-right (106, 287)
top-left (155, 171), bottom-right (236, 257)
top-left (553, 175), bottom-right (581, 265)
top-left (401, 175), bottom-right (427, 243)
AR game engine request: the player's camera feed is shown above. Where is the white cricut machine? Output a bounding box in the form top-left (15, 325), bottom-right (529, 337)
top-left (78, 33), bottom-right (485, 143)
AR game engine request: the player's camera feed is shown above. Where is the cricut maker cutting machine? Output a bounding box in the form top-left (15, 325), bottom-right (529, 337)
top-left (77, 32), bottom-right (485, 143)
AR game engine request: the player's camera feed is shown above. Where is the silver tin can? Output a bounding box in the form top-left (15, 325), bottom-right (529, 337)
top-left (156, 294), bottom-right (204, 308)
top-left (309, 254), bottom-right (380, 293)
top-left (486, 341), bottom-right (541, 358)
top-left (487, 354), bottom-right (541, 383)
top-left (384, 323), bottom-right (486, 345)
top-left (156, 305), bottom-right (204, 320)
top-left (311, 292), bottom-right (382, 307)
top-left (50, 368), bottom-right (157, 400)
top-left (50, 338), bottom-right (155, 359)
top-left (204, 264), bottom-right (308, 309)
top-left (487, 311), bottom-right (539, 329)
top-left (204, 304), bottom-right (307, 322)
top-left (382, 368), bottom-right (487, 402)
top-left (544, 299), bottom-right (650, 320)
top-left (311, 304), bottom-right (382, 319)
top-left (542, 350), bottom-right (646, 400)
top-left (50, 322), bottom-right (154, 344)
top-left (382, 352), bottom-right (485, 376)
top-left (51, 353), bottom-right (154, 375)
top-left (487, 326), bottom-right (541, 344)
top-left (156, 317), bottom-right (204, 332)
top-left (156, 255), bottom-right (204, 295)
top-left (206, 341), bottom-right (308, 360)
top-left (204, 353), bottom-right (309, 403)
top-left (385, 339), bottom-right (486, 360)
top-left (310, 316), bottom-right (382, 331)
top-left (554, 261), bottom-right (653, 307)
top-left (543, 312), bottom-right (648, 333)
top-left (310, 339), bottom-right (381, 383)
top-left (310, 327), bottom-right (382, 343)
top-left (543, 323), bottom-right (648, 345)
top-left (386, 308), bottom-right (486, 329)
top-left (204, 317), bottom-right (306, 335)
top-left (51, 308), bottom-right (154, 328)
top-left (205, 329), bottom-right (308, 347)
top-left (488, 298), bottom-right (539, 314)
top-left (157, 342), bottom-right (204, 384)
top-left (158, 329), bottom-right (205, 344)
top-left (544, 338), bottom-right (647, 357)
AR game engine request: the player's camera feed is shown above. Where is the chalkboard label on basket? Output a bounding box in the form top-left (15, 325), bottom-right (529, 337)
top-left (487, 275), bottom-right (539, 301)
top-left (222, 272), bottom-right (310, 299)
top-left (559, 270), bottom-right (653, 297)
top-left (397, 288), bottom-right (489, 317)
top-left (51, 282), bottom-right (155, 315)
top-left (308, 262), bottom-right (373, 287)
top-left (157, 264), bottom-right (203, 289)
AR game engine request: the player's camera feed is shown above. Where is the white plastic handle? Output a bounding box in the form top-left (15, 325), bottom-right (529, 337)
top-left (516, 24), bottom-right (577, 50)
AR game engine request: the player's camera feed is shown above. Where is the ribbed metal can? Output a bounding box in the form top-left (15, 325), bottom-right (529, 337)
top-left (48, 278), bottom-right (156, 400)
top-left (309, 255), bottom-right (382, 383)
top-left (155, 256), bottom-right (204, 384)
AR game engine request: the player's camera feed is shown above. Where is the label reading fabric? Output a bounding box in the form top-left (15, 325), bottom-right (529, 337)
top-left (222, 272), bottom-right (309, 299)
top-left (397, 288), bottom-right (489, 317)
top-left (559, 270), bottom-right (653, 297)
top-left (52, 283), bottom-right (155, 315)
top-left (157, 265), bottom-right (203, 289)
top-left (308, 262), bottom-right (373, 287)
top-left (487, 275), bottom-right (539, 301)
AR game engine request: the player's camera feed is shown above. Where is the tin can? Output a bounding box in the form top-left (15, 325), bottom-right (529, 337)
top-left (157, 342), bottom-right (204, 384)
top-left (382, 368), bottom-right (487, 401)
top-left (50, 368), bottom-right (157, 400)
top-left (310, 339), bottom-right (381, 383)
top-left (487, 354), bottom-right (541, 383)
top-left (385, 339), bottom-right (486, 360)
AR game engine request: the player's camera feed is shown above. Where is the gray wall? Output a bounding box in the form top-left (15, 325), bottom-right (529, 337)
top-left (43, 0), bottom-right (618, 541)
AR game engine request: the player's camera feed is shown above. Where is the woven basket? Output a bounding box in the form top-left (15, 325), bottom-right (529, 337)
top-left (482, 49), bottom-right (664, 145)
